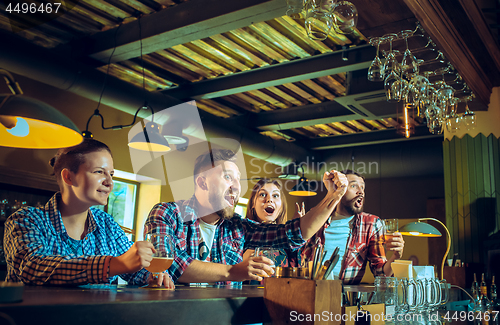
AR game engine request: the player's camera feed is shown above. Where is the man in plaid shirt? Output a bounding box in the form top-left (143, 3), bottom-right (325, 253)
top-left (144, 149), bottom-right (348, 284)
top-left (301, 170), bottom-right (405, 284)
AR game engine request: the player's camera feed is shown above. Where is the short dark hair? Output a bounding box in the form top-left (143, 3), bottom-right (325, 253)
top-left (50, 138), bottom-right (112, 185)
top-left (246, 178), bottom-right (287, 225)
top-left (193, 149), bottom-right (237, 178)
top-left (340, 169), bottom-right (365, 180)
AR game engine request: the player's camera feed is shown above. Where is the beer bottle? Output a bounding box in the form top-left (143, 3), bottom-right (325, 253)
top-left (472, 273), bottom-right (480, 301)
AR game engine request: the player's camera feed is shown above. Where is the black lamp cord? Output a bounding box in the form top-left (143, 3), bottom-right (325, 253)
top-left (84, 19), bottom-right (154, 134)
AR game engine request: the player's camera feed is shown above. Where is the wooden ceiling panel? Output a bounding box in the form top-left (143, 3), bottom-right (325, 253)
top-left (209, 34), bottom-right (269, 68)
top-left (281, 83), bottom-right (322, 104)
top-left (265, 86), bottom-right (304, 106)
top-left (170, 44), bottom-right (232, 75)
top-left (229, 28), bottom-right (288, 63)
top-left (155, 50), bottom-right (216, 80)
top-left (0, 0), bottom-right (496, 148)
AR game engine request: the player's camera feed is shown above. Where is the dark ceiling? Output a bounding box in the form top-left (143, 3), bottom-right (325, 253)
top-left (1, 0), bottom-right (499, 154)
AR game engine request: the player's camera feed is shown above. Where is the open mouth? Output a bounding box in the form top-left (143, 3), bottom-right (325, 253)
top-left (97, 190), bottom-right (109, 195)
top-left (224, 194), bottom-right (236, 207)
top-left (354, 196), bottom-right (363, 208)
top-left (264, 206), bottom-right (275, 215)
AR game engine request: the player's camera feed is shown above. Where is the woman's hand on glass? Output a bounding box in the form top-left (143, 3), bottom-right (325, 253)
top-left (109, 241), bottom-right (155, 277)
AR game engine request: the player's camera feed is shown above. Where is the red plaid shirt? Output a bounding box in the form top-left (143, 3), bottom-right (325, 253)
top-left (300, 212), bottom-right (387, 284)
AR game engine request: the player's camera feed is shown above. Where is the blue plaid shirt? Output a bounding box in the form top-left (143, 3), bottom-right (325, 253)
top-left (3, 193), bottom-right (149, 286)
top-left (144, 196), bottom-right (305, 283)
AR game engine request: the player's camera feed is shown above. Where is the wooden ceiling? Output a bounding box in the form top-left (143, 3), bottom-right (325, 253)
top-left (0, 0), bottom-right (499, 150)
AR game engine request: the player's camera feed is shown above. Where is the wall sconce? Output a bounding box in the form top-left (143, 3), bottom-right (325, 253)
top-left (83, 102), bottom-right (170, 153)
top-left (399, 217), bottom-right (451, 280)
top-left (289, 165), bottom-right (317, 196)
top-left (0, 69), bottom-right (82, 149)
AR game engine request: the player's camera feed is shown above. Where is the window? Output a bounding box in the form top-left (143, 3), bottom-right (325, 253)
top-left (95, 178), bottom-right (138, 240)
top-left (108, 179), bottom-right (137, 230)
top-left (235, 197), bottom-right (248, 218)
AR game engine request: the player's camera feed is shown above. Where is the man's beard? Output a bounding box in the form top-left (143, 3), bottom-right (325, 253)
top-left (208, 187), bottom-right (236, 220)
top-left (342, 196), bottom-right (364, 216)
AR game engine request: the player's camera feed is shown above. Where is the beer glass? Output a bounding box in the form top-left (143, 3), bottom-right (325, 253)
top-left (374, 277), bottom-right (398, 316)
top-left (383, 219), bottom-right (398, 245)
top-left (145, 233), bottom-right (175, 287)
top-left (255, 247), bottom-right (278, 277)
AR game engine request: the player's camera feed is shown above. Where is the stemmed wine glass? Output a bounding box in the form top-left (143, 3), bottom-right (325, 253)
top-left (382, 34), bottom-right (400, 77)
top-left (462, 98), bottom-right (476, 130)
top-left (331, 1), bottom-right (358, 35)
top-left (144, 233), bottom-right (175, 288)
top-left (286, 0), bottom-right (305, 19)
top-left (391, 71), bottom-right (408, 102)
top-left (400, 30), bottom-right (420, 78)
top-left (367, 37), bottom-right (384, 82)
top-left (304, 0), bottom-right (335, 41)
top-left (445, 98), bottom-right (461, 133)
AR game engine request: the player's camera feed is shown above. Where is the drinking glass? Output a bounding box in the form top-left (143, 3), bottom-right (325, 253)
top-left (409, 75), bottom-right (429, 102)
top-left (400, 30), bottom-right (419, 78)
top-left (391, 77), bottom-right (408, 102)
top-left (383, 219), bottom-right (398, 233)
top-left (382, 34), bottom-right (400, 77)
top-left (331, 1), bottom-right (358, 35)
top-left (286, 0), bottom-right (305, 19)
top-left (384, 68), bottom-right (400, 102)
top-left (255, 247), bottom-right (278, 277)
top-left (462, 100), bottom-right (476, 130)
top-left (445, 98), bottom-right (461, 133)
top-left (367, 37), bottom-right (384, 82)
top-left (304, 0), bottom-right (335, 40)
top-left (374, 277), bottom-right (398, 316)
top-left (144, 233), bottom-right (175, 287)
top-left (439, 280), bottom-right (450, 307)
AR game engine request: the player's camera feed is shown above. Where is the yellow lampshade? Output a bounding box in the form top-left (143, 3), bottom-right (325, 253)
top-left (0, 95), bottom-right (82, 149)
top-left (289, 177), bottom-right (317, 196)
top-left (128, 121), bottom-right (171, 152)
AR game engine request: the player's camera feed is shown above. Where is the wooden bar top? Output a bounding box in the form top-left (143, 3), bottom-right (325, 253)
top-left (0, 284), bottom-right (269, 325)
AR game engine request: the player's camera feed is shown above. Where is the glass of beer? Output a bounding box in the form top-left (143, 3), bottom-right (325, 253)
top-left (255, 247), bottom-right (278, 277)
top-left (145, 233), bottom-right (174, 287)
top-left (383, 218), bottom-right (399, 243)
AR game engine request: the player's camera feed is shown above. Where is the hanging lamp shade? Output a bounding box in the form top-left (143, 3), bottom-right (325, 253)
top-left (289, 176), bottom-right (317, 196)
top-left (399, 221), bottom-right (442, 237)
top-left (0, 95), bottom-right (83, 149)
top-left (278, 163), bottom-right (301, 180)
top-left (128, 121), bottom-right (171, 152)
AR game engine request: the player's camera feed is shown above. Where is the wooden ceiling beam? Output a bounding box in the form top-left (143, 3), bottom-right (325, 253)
top-left (162, 45), bottom-right (376, 100)
top-left (228, 100), bottom-right (359, 131)
top-left (299, 125), bottom-right (441, 150)
top-left (84, 0), bottom-right (285, 64)
top-left (403, 0), bottom-right (500, 105)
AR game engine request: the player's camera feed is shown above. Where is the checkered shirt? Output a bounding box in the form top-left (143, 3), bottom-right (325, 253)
top-left (301, 212), bottom-right (387, 284)
top-left (4, 193), bottom-right (149, 285)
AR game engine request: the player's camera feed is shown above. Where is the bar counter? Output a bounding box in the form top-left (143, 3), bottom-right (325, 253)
top-left (0, 284), bottom-right (270, 325)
